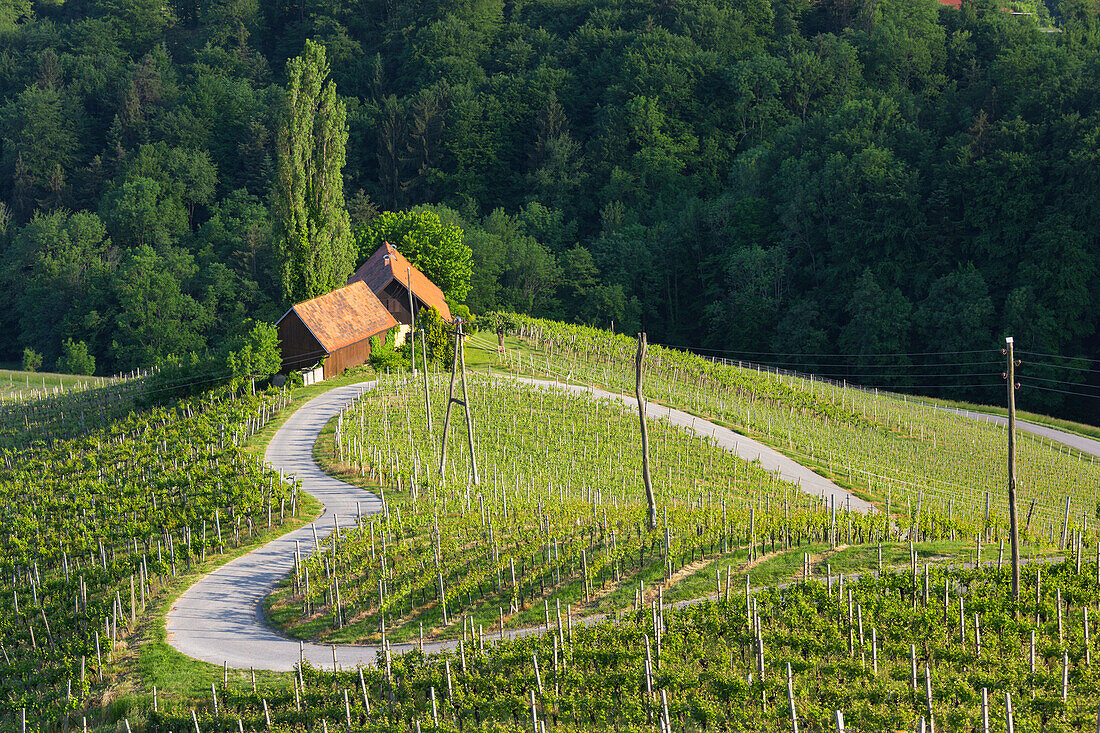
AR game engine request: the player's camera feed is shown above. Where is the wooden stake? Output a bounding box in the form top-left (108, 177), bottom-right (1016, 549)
top-left (786, 662), bottom-right (799, 733)
top-left (420, 329), bottom-right (432, 431)
top-left (636, 333), bottom-right (657, 530)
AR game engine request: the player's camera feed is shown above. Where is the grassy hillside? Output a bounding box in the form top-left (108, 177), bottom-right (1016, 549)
top-left (483, 316), bottom-right (1099, 540)
top-left (0, 368), bottom-right (106, 400)
top-left (2, 329), bottom-right (1098, 731)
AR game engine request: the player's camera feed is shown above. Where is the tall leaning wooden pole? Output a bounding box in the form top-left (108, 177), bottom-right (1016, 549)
top-left (1006, 336), bottom-right (1020, 604)
top-left (407, 267), bottom-right (417, 376)
top-left (636, 332), bottom-right (658, 531)
top-left (420, 328), bottom-right (432, 431)
top-left (457, 322), bottom-right (479, 485)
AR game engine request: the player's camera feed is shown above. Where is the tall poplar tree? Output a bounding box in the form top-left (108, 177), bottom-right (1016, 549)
top-left (273, 39), bottom-right (354, 305)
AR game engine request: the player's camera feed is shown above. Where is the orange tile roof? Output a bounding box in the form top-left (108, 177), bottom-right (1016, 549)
top-left (348, 242), bottom-right (453, 321)
top-left (283, 281), bottom-right (398, 353)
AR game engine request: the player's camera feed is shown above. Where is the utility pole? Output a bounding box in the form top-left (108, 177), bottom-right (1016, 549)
top-left (1005, 336), bottom-right (1021, 604)
top-left (636, 333), bottom-right (658, 530)
top-left (438, 320), bottom-right (479, 485)
top-left (420, 329), bottom-right (432, 431)
top-left (458, 322), bottom-right (479, 485)
top-left (407, 267), bottom-right (417, 376)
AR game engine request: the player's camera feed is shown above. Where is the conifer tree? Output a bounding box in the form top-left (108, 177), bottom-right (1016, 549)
top-left (273, 39), bottom-right (354, 305)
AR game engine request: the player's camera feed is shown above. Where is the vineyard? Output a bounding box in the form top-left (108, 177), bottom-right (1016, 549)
top-left (0, 379), bottom-right (303, 731)
top-left (269, 375), bottom-right (1013, 648)
top-left (478, 315), bottom-right (1100, 545)
top-left (160, 561), bottom-right (1100, 732)
top-left (3, 314), bottom-right (1100, 732)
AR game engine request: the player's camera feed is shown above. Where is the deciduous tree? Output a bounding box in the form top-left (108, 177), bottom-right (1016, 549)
top-left (273, 39), bottom-right (354, 305)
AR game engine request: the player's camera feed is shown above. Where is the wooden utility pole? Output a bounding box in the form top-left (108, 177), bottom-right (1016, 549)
top-left (636, 333), bottom-right (658, 530)
top-left (458, 322), bottom-right (479, 485)
top-left (438, 321), bottom-right (479, 485)
top-left (439, 326), bottom-right (461, 477)
top-left (407, 268), bottom-right (417, 376)
top-left (1006, 336), bottom-right (1021, 604)
top-left (420, 329), bottom-right (432, 431)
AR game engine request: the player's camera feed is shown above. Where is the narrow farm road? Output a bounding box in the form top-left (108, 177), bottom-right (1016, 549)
top-left (944, 407), bottom-right (1100, 458)
top-left (165, 376), bottom-right (869, 671)
top-left (516, 377), bottom-right (871, 512)
top-left (166, 382), bottom-right (394, 670)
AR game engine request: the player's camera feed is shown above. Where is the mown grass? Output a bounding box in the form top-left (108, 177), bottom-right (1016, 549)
top-left (0, 367), bottom-right (105, 399)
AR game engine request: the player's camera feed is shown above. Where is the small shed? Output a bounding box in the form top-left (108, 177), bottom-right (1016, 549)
top-left (276, 281), bottom-right (398, 379)
top-left (348, 242), bottom-right (452, 327)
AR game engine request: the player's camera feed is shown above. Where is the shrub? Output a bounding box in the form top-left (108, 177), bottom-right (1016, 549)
top-left (369, 327), bottom-right (408, 372)
top-left (22, 347), bottom-right (42, 372)
top-left (420, 306), bottom-right (454, 367)
top-left (226, 322), bottom-right (282, 390)
top-left (56, 339), bottom-right (95, 375)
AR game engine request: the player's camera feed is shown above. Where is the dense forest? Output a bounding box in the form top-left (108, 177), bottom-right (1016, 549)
top-left (0, 0), bottom-right (1097, 419)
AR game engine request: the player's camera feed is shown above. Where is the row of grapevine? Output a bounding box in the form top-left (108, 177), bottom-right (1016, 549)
top-left (267, 374), bottom-right (1012, 648)
top-left (0, 381), bottom-right (299, 731)
top-left (482, 315), bottom-right (1099, 544)
top-left (160, 560), bottom-right (1100, 732)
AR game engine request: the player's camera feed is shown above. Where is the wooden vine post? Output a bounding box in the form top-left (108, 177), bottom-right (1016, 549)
top-left (439, 319), bottom-right (479, 485)
top-left (1005, 337), bottom-right (1021, 605)
top-left (420, 329), bottom-right (432, 431)
top-left (636, 332), bottom-right (658, 531)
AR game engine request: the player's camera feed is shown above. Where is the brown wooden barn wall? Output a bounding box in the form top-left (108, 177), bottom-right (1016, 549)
top-left (325, 336), bottom-right (373, 377)
top-left (277, 311), bottom-right (326, 373)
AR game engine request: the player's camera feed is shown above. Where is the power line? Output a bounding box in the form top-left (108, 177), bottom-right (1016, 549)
top-left (650, 342), bottom-right (996, 358)
top-left (1019, 382), bottom-right (1100, 399)
top-left (1020, 359), bottom-right (1098, 373)
top-left (760, 370), bottom-right (1003, 380)
top-left (1017, 374), bottom-right (1100, 391)
top-left (686, 355), bottom-right (1002, 370)
top-left (1019, 349), bottom-right (1094, 362)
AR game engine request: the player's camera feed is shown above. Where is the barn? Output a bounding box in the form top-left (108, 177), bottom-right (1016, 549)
top-left (348, 243), bottom-right (452, 342)
top-left (275, 280), bottom-right (397, 381)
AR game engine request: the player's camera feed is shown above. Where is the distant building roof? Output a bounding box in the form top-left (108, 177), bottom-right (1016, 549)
top-left (279, 281), bottom-right (397, 353)
top-left (348, 242), bottom-right (452, 321)
top-left (938, 0), bottom-right (961, 7)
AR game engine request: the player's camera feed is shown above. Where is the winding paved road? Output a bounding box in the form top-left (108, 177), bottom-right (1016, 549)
top-left (518, 377), bottom-right (871, 511)
top-left (943, 407), bottom-right (1100, 458)
top-left (164, 378), bottom-right (869, 670)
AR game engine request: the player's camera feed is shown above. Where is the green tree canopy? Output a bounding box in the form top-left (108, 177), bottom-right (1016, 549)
top-left (225, 321), bottom-right (282, 389)
top-left (56, 339), bottom-right (95, 375)
top-left (355, 208), bottom-right (473, 301)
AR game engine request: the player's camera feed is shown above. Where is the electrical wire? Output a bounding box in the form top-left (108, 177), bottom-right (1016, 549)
top-left (655, 349), bottom-right (1002, 370)
top-left (1020, 360), bottom-right (1098, 373)
top-left (1015, 374), bottom-right (1100, 391)
top-left (1019, 349), bottom-right (1094, 362)
top-left (741, 370), bottom-right (1004, 380)
top-left (650, 342), bottom-right (997, 358)
top-left (1020, 382), bottom-right (1100, 399)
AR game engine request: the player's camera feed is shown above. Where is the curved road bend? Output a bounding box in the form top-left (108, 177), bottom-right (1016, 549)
top-left (517, 377), bottom-right (871, 512)
top-left (165, 378), bottom-right (868, 670)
